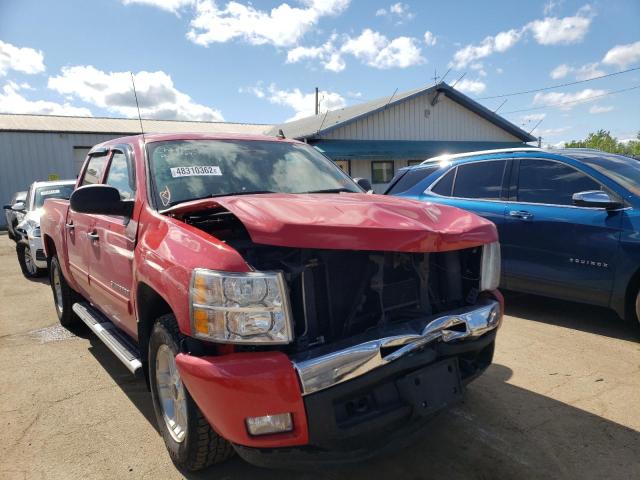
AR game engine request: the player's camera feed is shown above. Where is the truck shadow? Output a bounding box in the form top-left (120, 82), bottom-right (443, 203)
top-left (83, 338), bottom-right (640, 480)
top-left (502, 290), bottom-right (640, 342)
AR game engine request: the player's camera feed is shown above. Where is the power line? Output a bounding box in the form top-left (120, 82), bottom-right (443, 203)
top-left (475, 66), bottom-right (640, 100)
top-left (500, 85), bottom-right (640, 115)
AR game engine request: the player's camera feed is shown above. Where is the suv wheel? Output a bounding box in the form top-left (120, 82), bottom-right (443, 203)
top-left (49, 255), bottom-right (80, 328)
top-left (17, 244), bottom-right (45, 278)
top-left (149, 315), bottom-right (233, 471)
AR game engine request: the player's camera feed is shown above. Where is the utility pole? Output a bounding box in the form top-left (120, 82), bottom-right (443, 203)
top-left (538, 136), bottom-right (542, 148)
top-left (315, 87), bottom-right (319, 115)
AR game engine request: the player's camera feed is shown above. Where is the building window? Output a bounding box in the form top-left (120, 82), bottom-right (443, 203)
top-left (334, 159), bottom-right (351, 175)
top-left (371, 161), bottom-right (394, 183)
top-left (407, 160), bottom-right (423, 167)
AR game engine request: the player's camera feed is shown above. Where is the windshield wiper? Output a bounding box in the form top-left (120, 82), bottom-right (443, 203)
top-left (301, 188), bottom-right (356, 194)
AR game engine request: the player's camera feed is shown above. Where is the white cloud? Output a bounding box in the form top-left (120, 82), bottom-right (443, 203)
top-left (341, 29), bottom-right (423, 69)
top-left (0, 82), bottom-right (91, 116)
top-left (589, 104), bottom-right (613, 114)
top-left (533, 88), bottom-right (606, 110)
top-left (538, 126), bottom-right (571, 137)
top-left (450, 5), bottom-right (594, 69)
top-left (423, 31), bottom-right (437, 46)
top-left (527, 5), bottom-right (593, 45)
top-left (543, 0), bottom-right (563, 15)
top-left (242, 83), bottom-right (345, 121)
top-left (120, 0), bottom-right (195, 14)
top-left (574, 62), bottom-right (604, 80)
top-left (602, 41), bottom-right (640, 68)
top-left (454, 78), bottom-right (486, 95)
top-left (496, 67), bottom-right (503, 74)
top-left (286, 34), bottom-right (345, 72)
top-left (375, 3), bottom-right (414, 22)
top-left (550, 62), bottom-right (604, 80)
top-left (48, 66), bottom-right (223, 121)
top-left (186, 0), bottom-right (350, 47)
top-left (522, 113), bottom-right (546, 123)
top-left (550, 63), bottom-right (571, 79)
top-left (288, 29), bottom-right (424, 71)
top-left (0, 40), bottom-right (45, 77)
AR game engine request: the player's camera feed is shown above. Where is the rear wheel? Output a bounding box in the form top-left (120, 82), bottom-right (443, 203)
top-left (49, 255), bottom-right (80, 328)
top-left (17, 243), bottom-right (45, 278)
top-left (149, 315), bottom-right (233, 471)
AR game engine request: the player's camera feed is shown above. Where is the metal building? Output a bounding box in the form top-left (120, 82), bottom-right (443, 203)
top-left (0, 115), bottom-right (269, 227)
top-left (269, 82), bottom-right (536, 190)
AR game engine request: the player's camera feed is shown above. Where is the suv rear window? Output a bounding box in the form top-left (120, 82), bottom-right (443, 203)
top-left (452, 160), bottom-right (507, 200)
top-left (386, 166), bottom-right (439, 195)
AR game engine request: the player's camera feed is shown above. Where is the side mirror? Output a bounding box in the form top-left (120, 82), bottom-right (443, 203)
top-left (10, 202), bottom-right (26, 212)
top-left (2, 204), bottom-right (11, 210)
top-left (70, 185), bottom-right (133, 217)
top-left (572, 190), bottom-right (622, 210)
top-left (353, 177), bottom-right (373, 193)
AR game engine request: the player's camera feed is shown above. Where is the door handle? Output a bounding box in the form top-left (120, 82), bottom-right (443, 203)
top-left (86, 231), bottom-right (99, 241)
top-left (64, 222), bottom-right (74, 230)
top-left (508, 210), bottom-right (534, 221)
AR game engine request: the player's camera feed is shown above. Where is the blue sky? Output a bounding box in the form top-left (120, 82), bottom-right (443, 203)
top-left (1, 0), bottom-right (638, 145)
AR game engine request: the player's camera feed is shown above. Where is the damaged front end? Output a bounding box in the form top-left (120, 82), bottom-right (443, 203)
top-left (177, 200), bottom-right (502, 385)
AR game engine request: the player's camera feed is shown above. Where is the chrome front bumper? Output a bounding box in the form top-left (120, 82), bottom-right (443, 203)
top-left (293, 300), bottom-right (501, 395)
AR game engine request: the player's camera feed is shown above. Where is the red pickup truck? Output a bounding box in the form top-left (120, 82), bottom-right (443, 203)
top-left (41, 133), bottom-right (503, 470)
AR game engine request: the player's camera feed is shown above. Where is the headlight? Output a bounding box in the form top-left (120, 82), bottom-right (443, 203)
top-left (190, 269), bottom-right (293, 344)
top-left (480, 242), bottom-right (501, 291)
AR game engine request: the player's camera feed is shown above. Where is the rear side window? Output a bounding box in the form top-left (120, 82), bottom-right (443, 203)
top-left (431, 168), bottom-right (455, 196)
top-left (517, 159), bottom-right (600, 205)
top-left (106, 152), bottom-right (135, 200)
top-left (452, 160), bottom-right (507, 200)
top-left (386, 166), bottom-right (439, 195)
top-left (81, 155), bottom-right (109, 186)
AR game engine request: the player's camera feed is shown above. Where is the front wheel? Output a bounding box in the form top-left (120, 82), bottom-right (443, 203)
top-left (49, 255), bottom-right (80, 328)
top-left (17, 243), bottom-right (45, 278)
top-left (149, 315), bottom-right (233, 471)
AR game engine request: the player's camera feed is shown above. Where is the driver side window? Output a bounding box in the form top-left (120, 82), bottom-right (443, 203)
top-left (517, 159), bottom-right (600, 206)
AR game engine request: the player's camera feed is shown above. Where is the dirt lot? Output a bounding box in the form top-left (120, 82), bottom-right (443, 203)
top-left (1, 233), bottom-right (639, 480)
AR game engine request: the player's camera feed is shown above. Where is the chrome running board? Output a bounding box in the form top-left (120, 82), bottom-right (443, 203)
top-left (72, 302), bottom-right (143, 376)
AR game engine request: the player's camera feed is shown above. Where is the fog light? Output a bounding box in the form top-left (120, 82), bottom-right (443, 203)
top-left (246, 413), bottom-right (293, 436)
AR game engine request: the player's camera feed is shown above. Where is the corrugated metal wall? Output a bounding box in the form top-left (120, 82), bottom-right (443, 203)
top-left (324, 93), bottom-right (520, 142)
top-left (0, 131), bottom-right (121, 227)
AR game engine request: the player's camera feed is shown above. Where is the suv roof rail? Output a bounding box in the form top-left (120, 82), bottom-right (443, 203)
top-left (421, 147), bottom-right (543, 165)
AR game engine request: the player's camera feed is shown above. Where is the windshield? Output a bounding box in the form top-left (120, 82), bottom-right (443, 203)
top-left (574, 152), bottom-right (640, 196)
top-left (148, 140), bottom-right (360, 208)
top-left (34, 184), bottom-right (75, 209)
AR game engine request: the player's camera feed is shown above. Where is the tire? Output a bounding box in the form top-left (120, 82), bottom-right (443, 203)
top-left (17, 243), bottom-right (46, 278)
top-left (149, 315), bottom-right (233, 471)
top-left (49, 255), bottom-right (80, 328)
top-left (7, 229), bottom-right (15, 241)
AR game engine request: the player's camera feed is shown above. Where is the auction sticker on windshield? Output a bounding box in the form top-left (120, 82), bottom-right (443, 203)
top-left (170, 166), bottom-right (222, 177)
top-left (40, 189), bottom-right (61, 195)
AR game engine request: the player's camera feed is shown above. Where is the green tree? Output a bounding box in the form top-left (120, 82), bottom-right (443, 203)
top-left (564, 129), bottom-right (640, 157)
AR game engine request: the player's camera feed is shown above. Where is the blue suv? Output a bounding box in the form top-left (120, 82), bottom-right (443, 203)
top-left (386, 148), bottom-right (640, 324)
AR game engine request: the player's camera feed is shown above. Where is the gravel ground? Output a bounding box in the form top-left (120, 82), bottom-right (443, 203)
top-left (1, 233), bottom-right (639, 480)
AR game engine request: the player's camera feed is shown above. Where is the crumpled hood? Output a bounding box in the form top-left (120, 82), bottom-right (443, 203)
top-left (167, 193), bottom-right (497, 252)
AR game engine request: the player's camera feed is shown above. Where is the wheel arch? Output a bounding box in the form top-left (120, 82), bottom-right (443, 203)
top-left (136, 282), bottom-right (174, 387)
top-left (624, 266), bottom-right (640, 322)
